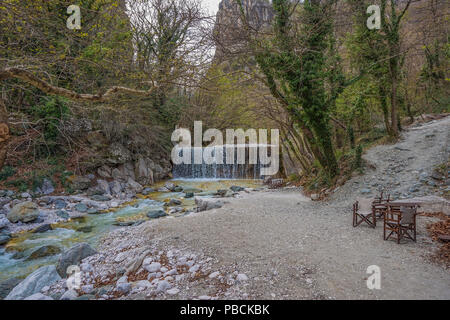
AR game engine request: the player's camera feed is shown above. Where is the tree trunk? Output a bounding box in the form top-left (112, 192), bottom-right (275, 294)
top-left (390, 75), bottom-right (399, 136)
top-left (0, 98), bottom-right (10, 170)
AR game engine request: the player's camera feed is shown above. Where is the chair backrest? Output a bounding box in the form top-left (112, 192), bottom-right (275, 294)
top-left (356, 198), bottom-right (374, 212)
top-left (400, 206), bottom-right (417, 225)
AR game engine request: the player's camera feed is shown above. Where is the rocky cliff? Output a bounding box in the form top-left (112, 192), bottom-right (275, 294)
top-left (214, 0), bottom-right (274, 60)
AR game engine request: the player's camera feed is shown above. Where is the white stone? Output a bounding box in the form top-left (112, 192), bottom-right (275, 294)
top-left (166, 288), bottom-right (180, 295)
top-left (189, 265), bottom-right (200, 273)
top-left (81, 284), bottom-right (94, 294)
top-left (60, 289), bottom-right (78, 300)
top-left (209, 272), bottom-right (220, 279)
top-left (160, 267), bottom-right (168, 273)
top-left (144, 262), bottom-right (161, 273)
top-left (156, 280), bottom-right (172, 292)
top-left (116, 282), bottom-right (131, 294)
top-left (134, 280), bottom-right (151, 289)
top-left (116, 275), bottom-right (128, 285)
top-left (198, 295), bottom-right (211, 300)
top-left (164, 269), bottom-right (177, 277)
top-left (236, 273), bottom-right (249, 281)
top-left (175, 275), bottom-right (185, 282)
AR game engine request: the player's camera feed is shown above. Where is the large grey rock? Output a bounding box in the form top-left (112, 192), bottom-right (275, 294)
top-left (24, 293), bottom-right (54, 300)
top-left (0, 277), bottom-right (22, 299)
top-left (195, 197), bottom-right (225, 212)
top-left (116, 282), bottom-right (131, 294)
top-left (110, 180), bottom-right (124, 195)
top-left (97, 165), bottom-right (112, 179)
top-left (32, 223), bottom-right (52, 233)
top-left (126, 178), bottom-right (143, 193)
top-left (26, 245), bottom-right (62, 260)
top-left (74, 203), bottom-right (88, 213)
top-left (96, 179), bottom-right (111, 196)
top-left (230, 186), bottom-right (245, 192)
top-left (146, 209), bottom-right (167, 219)
top-left (54, 199), bottom-right (67, 209)
top-left (5, 265), bottom-right (61, 300)
top-left (70, 176), bottom-right (92, 190)
top-left (7, 202), bottom-right (39, 223)
top-left (60, 289), bottom-right (78, 300)
top-left (135, 157), bottom-right (154, 186)
top-left (41, 179), bottom-right (55, 195)
top-left (0, 233), bottom-right (11, 245)
top-left (56, 243), bottom-right (97, 278)
top-left (0, 216), bottom-right (9, 229)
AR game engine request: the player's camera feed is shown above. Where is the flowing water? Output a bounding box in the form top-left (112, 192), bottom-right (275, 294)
top-left (0, 179), bottom-right (261, 282)
top-left (172, 145), bottom-right (275, 179)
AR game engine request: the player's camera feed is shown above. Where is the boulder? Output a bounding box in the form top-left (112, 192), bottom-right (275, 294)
top-left (146, 209), bottom-right (167, 219)
top-left (97, 165), bottom-right (112, 179)
top-left (167, 199), bottom-right (182, 206)
top-left (60, 289), bottom-right (78, 300)
top-left (142, 187), bottom-right (155, 196)
top-left (32, 224), bottom-right (52, 233)
top-left (164, 182), bottom-right (177, 192)
top-left (54, 199), bottom-right (67, 209)
top-left (116, 282), bottom-right (131, 294)
top-left (90, 195), bottom-right (111, 202)
top-left (56, 210), bottom-right (70, 220)
top-left (195, 198), bottom-right (225, 212)
top-left (40, 179), bottom-right (55, 195)
top-left (7, 202), bottom-right (39, 223)
top-left (110, 180), bottom-right (124, 195)
top-left (56, 243), bottom-right (97, 278)
top-left (74, 203), bottom-right (88, 213)
top-left (96, 179), bottom-right (111, 196)
top-left (0, 277), bottom-right (22, 299)
top-left (70, 176), bottom-right (92, 190)
top-left (0, 216), bottom-right (9, 229)
top-left (27, 245), bottom-right (62, 260)
top-left (126, 178), bottom-right (143, 193)
top-left (230, 186), bottom-right (245, 192)
top-left (0, 233), bottom-right (11, 245)
top-left (5, 265), bottom-right (61, 300)
top-left (24, 293), bottom-right (54, 300)
top-left (135, 157), bottom-right (154, 186)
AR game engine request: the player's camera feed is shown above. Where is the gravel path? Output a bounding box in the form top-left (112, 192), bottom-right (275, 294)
top-left (105, 116), bottom-right (450, 300)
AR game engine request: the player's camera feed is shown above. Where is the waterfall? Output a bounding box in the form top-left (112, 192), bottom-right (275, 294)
top-left (172, 144), bottom-right (272, 179)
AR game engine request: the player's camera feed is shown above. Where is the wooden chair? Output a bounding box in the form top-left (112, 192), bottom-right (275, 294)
top-left (353, 198), bottom-right (376, 228)
top-left (384, 205), bottom-right (418, 244)
top-left (373, 191), bottom-right (390, 220)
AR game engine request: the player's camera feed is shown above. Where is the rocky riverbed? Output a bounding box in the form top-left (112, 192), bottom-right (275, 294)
top-left (1, 116), bottom-right (449, 300)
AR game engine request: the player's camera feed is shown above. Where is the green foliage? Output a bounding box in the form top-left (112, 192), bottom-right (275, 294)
top-left (347, 126), bottom-right (355, 149)
top-left (354, 145), bottom-right (363, 171)
top-left (5, 178), bottom-right (28, 192)
top-left (0, 166), bottom-right (16, 181)
top-left (244, 0), bottom-right (341, 178)
top-left (31, 97), bottom-right (71, 155)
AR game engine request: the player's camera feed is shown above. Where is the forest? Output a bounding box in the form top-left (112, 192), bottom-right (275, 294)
top-left (0, 0), bottom-right (448, 193)
top-left (0, 0), bottom-right (449, 303)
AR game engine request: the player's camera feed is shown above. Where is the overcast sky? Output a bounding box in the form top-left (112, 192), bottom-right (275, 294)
top-left (203, 0), bottom-right (221, 15)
